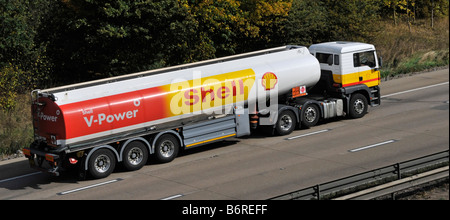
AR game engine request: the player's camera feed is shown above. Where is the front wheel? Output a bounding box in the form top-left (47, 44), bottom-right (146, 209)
top-left (349, 93), bottom-right (368, 119)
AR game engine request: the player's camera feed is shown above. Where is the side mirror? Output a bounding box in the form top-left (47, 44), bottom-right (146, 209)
top-left (378, 56), bottom-right (383, 68)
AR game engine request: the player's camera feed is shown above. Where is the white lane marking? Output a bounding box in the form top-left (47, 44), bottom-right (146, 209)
top-left (349, 140), bottom-right (397, 153)
top-left (381, 82), bottom-right (449, 98)
top-left (57, 178), bottom-right (123, 195)
top-left (161, 194), bottom-right (183, 200)
top-left (286, 129), bottom-right (331, 140)
top-left (0, 172), bottom-right (42, 183)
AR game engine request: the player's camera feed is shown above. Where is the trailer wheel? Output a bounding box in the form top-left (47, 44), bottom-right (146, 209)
top-left (275, 110), bottom-right (296, 136)
top-left (349, 93), bottom-right (368, 119)
top-left (301, 104), bottom-right (320, 128)
top-left (122, 141), bottom-right (148, 171)
top-left (154, 134), bottom-right (179, 163)
top-left (88, 149), bottom-right (116, 179)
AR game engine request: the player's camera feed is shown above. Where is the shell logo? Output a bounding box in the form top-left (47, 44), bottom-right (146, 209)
top-left (261, 72), bottom-right (278, 91)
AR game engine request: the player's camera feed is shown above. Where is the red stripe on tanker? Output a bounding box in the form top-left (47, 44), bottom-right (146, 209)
top-left (60, 86), bottom-right (167, 139)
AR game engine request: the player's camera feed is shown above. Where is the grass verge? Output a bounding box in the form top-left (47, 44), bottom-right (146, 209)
top-left (374, 17), bottom-right (449, 78)
top-left (0, 94), bottom-right (33, 159)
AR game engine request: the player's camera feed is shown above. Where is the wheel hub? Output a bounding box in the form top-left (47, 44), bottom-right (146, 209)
top-left (354, 99), bottom-right (365, 114)
top-left (305, 107), bottom-right (317, 122)
top-left (128, 147), bottom-right (143, 165)
top-left (280, 115), bottom-right (293, 131)
top-left (94, 155), bottom-right (110, 173)
top-left (160, 140), bottom-right (174, 158)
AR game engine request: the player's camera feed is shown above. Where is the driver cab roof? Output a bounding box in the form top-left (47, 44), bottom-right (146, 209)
top-left (309, 41), bottom-right (376, 54)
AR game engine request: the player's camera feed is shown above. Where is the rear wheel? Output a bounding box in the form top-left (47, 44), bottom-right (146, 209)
top-left (275, 111), bottom-right (296, 136)
top-left (154, 134), bottom-right (179, 163)
top-left (301, 104), bottom-right (320, 128)
top-left (88, 149), bottom-right (116, 179)
top-left (122, 141), bottom-right (148, 171)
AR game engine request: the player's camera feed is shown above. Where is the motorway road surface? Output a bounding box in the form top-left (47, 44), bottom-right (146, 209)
top-left (0, 69), bottom-right (448, 200)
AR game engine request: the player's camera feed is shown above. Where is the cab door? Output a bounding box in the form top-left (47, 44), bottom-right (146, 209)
top-left (353, 51), bottom-right (380, 88)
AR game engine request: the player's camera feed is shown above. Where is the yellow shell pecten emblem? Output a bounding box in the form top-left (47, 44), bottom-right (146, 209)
top-left (262, 72), bottom-right (278, 91)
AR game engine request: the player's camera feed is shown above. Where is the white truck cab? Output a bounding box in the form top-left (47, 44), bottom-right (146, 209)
top-left (309, 41), bottom-right (381, 89)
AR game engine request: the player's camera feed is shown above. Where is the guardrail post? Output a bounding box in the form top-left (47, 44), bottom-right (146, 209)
top-left (314, 184), bottom-right (321, 200)
top-left (394, 163), bottom-right (401, 180)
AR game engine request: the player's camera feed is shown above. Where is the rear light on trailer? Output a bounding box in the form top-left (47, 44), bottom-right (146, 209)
top-left (45, 154), bottom-right (55, 162)
top-left (23, 148), bottom-right (31, 157)
top-left (69, 158), bottom-right (78, 165)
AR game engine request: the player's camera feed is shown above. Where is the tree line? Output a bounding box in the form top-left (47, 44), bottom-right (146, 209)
top-left (1, 0), bottom-right (448, 110)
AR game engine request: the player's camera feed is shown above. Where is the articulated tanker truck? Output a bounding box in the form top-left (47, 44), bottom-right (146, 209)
top-left (23, 42), bottom-right (382, 179)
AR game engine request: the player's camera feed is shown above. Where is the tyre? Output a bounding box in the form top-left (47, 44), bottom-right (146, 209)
top-left (88, 148), bottom-right (116, 179)
top-left (122, 141), bottom-right (148, 171)
top-left (275, 110), bottom-right (297, 136)
top-left (301, 104), bottom-right (320, 128)
top-left (349, 93), bottom-right (368, 119)
top-left (154, 134), bottom-right (179, 163)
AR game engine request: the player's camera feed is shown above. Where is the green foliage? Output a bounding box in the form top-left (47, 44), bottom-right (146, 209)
top-left (321, 0), bottom-right (381, 42)
top-left (0, 0), bottom-right (52, 111)
top-left (39, 0), bottom-right (199, 82)
top-left (34, 0), bottom-right (295, 83)
top-left (238, 0), bottom-right (292, 50)
top-left (2, 0), bottom-right (448, 90)
top-left (189, 0), bottom-right (243, 57)
top-left (284, 0), bottom-right (328, 45)
top-left (0, 0), bottom-right (34, 67)
top-left (381, 0), bottom-right (449, 26)
top-left (0, 64), bottom-right (21, 111)
top-left (284, 0), bottom-right (382, 45)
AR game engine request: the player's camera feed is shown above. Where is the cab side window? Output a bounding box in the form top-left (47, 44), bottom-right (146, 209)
top-left (353, 51), bottom-right (376, 68)
top-left (334, 55), bottom-right (339, 65)
top-left (316, 53), bottom-right (333, 64)
top-left (317, 53), bottom-right (339, 66)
